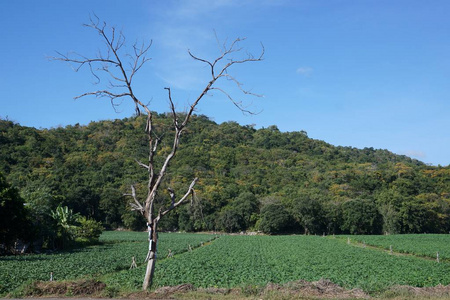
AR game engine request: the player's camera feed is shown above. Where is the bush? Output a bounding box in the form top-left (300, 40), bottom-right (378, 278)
top-left (74, 216), bottom-right (104, 244)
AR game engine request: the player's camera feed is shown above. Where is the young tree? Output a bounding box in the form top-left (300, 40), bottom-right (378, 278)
top-left (54, 16), bottom-right (263, 290)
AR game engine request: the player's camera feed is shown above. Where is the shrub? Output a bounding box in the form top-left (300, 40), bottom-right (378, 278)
top-left (75, 216), bottom-right (104, 244)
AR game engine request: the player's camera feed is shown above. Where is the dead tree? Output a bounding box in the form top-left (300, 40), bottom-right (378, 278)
top-left (53, 16), bottom-right (263, 290)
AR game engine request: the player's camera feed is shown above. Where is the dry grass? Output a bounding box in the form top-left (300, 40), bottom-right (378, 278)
top-left (21, 279), bottom-right (106, 297)
top-left (13, 279), bottom-right (450, 300)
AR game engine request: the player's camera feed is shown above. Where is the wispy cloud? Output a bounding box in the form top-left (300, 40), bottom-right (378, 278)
top-left (296, 66), bottom-right (313, 76)
top-left (152, 27), bottom-right (215, 92)
top-left (401, 150), bottom-right (426, 159)
top-left (149, 1), bottom-right (282, 93)
top-left (149, 2), bottom-right (236, 92)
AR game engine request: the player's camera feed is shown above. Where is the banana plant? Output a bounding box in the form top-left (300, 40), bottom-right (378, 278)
top-left (51, 205), bottom-right (80, 248)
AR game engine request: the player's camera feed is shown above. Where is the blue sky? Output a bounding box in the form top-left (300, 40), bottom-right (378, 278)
top-left (1, 1), bottom-right (449, 166)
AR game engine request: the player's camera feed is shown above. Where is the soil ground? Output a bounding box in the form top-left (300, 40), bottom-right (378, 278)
top-left (7, 278), bottom-right (450, 300)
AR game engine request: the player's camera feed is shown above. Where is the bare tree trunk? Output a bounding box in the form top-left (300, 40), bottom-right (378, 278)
top-left (143, 251), bottom-right (156, 290)
top-left (143, 220), bottom-right (158, 290)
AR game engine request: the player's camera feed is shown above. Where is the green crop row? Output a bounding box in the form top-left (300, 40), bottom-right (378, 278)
top-left (99, 231), bottom-right (217, 257)
top-left (143, 235), bottom-right (450, 293)
top-left (2, 233), bottom-right (450, 296)
top-left (344, 234), bottom-right (450, 260)
top-left (0, 232), bottom-right (215, 295)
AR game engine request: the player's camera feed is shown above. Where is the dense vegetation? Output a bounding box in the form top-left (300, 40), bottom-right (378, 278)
top-left (2, 232), bottom-right (450, 296)
top-left (0, 232), bottom-right (214, 295)
top-left (1, 114), bottom-right (449, 246)
top-left (0, 172), bottom-right (31, 251)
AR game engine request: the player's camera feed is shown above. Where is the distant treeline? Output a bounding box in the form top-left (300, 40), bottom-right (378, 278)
top-left (1, 114), bottom-right (449, 244)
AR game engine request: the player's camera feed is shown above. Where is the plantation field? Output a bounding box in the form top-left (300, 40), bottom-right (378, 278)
top-left (1, 232), bottom-right (450, 296)
top-left (343, 234), bottom-right (450, 260)
top-left (0, 232), bottom-right (214, 295)
top-left (143, 235), bottom-right (450, 292)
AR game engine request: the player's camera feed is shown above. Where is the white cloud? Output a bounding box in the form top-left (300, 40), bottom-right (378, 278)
top-left (401, 150), bottom-right (426, 159)
top-left (148, 0), bottom-right (275, 92)
top-left (151, 26), bottom-right (215, 91)
top-left (296, 66), bottom-right (313, 76)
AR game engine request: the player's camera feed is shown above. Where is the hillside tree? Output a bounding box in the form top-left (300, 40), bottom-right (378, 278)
top-left (53, 16), bottom-right (263, 290)
top-left (0, 172), bottom-right (31, 254)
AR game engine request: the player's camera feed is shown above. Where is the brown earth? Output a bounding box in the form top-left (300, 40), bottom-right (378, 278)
top-left (21, 279), bottom-right (106, 297)
top-left (12, 278), bottom-right (450, 299)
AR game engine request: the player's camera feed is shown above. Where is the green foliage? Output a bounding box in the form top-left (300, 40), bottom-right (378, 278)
top-left (0, 231), bottom-right (215, 296)
top-left (49, 206), bottom-right (104, 247)
top-left (233, 192), bottom-right (259, 229)
top-left (292, 196), bottom-right (326, 234)
top-left (340, 199), bottom-right (382, 235)
top-left (2, 232), bottom-right (450, 296)
top-left (51, 205), bottom-right (80, 230)
top-left (50, 205), bottom-right (79, 249)
top-left (216, 192), bottom-right (259, 232)
top-left (378, 203), bottom-right (401, 234)
top-left (0, 116), bottom-right (449, 235)
top-left (217, 206), bottom-right (244, 233)
top-left (347, 234), bottom-right (450, 260)
top-left (134, 234), bottom-right (450, 293)
top-left (258, 202), bottom-right (294, 234)
top-left (121, 211), bottom-right (145, 231)
top-left (22, 185), bottom-right (61, 248)
top-left (74, 216), bottom-right (104, 244)
top-left (0, 172), bottom-right (31, 253)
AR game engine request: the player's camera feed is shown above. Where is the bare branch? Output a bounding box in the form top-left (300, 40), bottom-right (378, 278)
top-left (124, 185), bottom-right (144, 215)
top-left (157, 178), bottom-right (198, 221)
top-left (152, 135), bottom-right (159, 153)
top-left (188, 50), bottom-right (214, 78)
top-left (129, 40), bottom-right (152, 83)
top-left (185, 37), bottom-right (264, 120)
top-left (136, 159), bottom-right (150, 170)
top-left (51, 16), bottom-right (152, 119)
top-left (73, 90), bottom-right (130, 100)
top-left (167, 187), bottom-right (175, 207)
top-left (164, 87), bottom-right (179, 129)
top-left (210, 87), bottom-right (257, 115)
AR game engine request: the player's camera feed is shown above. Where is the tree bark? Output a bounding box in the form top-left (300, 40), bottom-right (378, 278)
top-left (143, 220), bottom-right (158, 290)
top-left (143, 251), bottom-right (156, 290)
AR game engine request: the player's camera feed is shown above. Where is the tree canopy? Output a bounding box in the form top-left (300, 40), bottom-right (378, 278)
top-left (1, 115), bottom-right (449, 237)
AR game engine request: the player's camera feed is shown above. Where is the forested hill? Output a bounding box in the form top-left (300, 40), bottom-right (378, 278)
top-left (1, 114), bottom-right (449, 235)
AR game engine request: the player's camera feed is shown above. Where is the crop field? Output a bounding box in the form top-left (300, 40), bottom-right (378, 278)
top-left (1, 232), bottom-right (450, 296)
top-left (342, 234), bottom-right (450, 260)
top-left (0, 232), bottom-right (213, 295)
top-left (123, 235), bottom-right (450, 293)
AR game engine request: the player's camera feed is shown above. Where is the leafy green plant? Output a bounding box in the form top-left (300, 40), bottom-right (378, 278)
top-left (51, 205), bottom-right (79, 249)
top-left (3, 231), bottom-right (450, 296)
top-left (74, 216), bottom-right (104, 244)
top-left (0, 231), bottom-right (215, 296)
